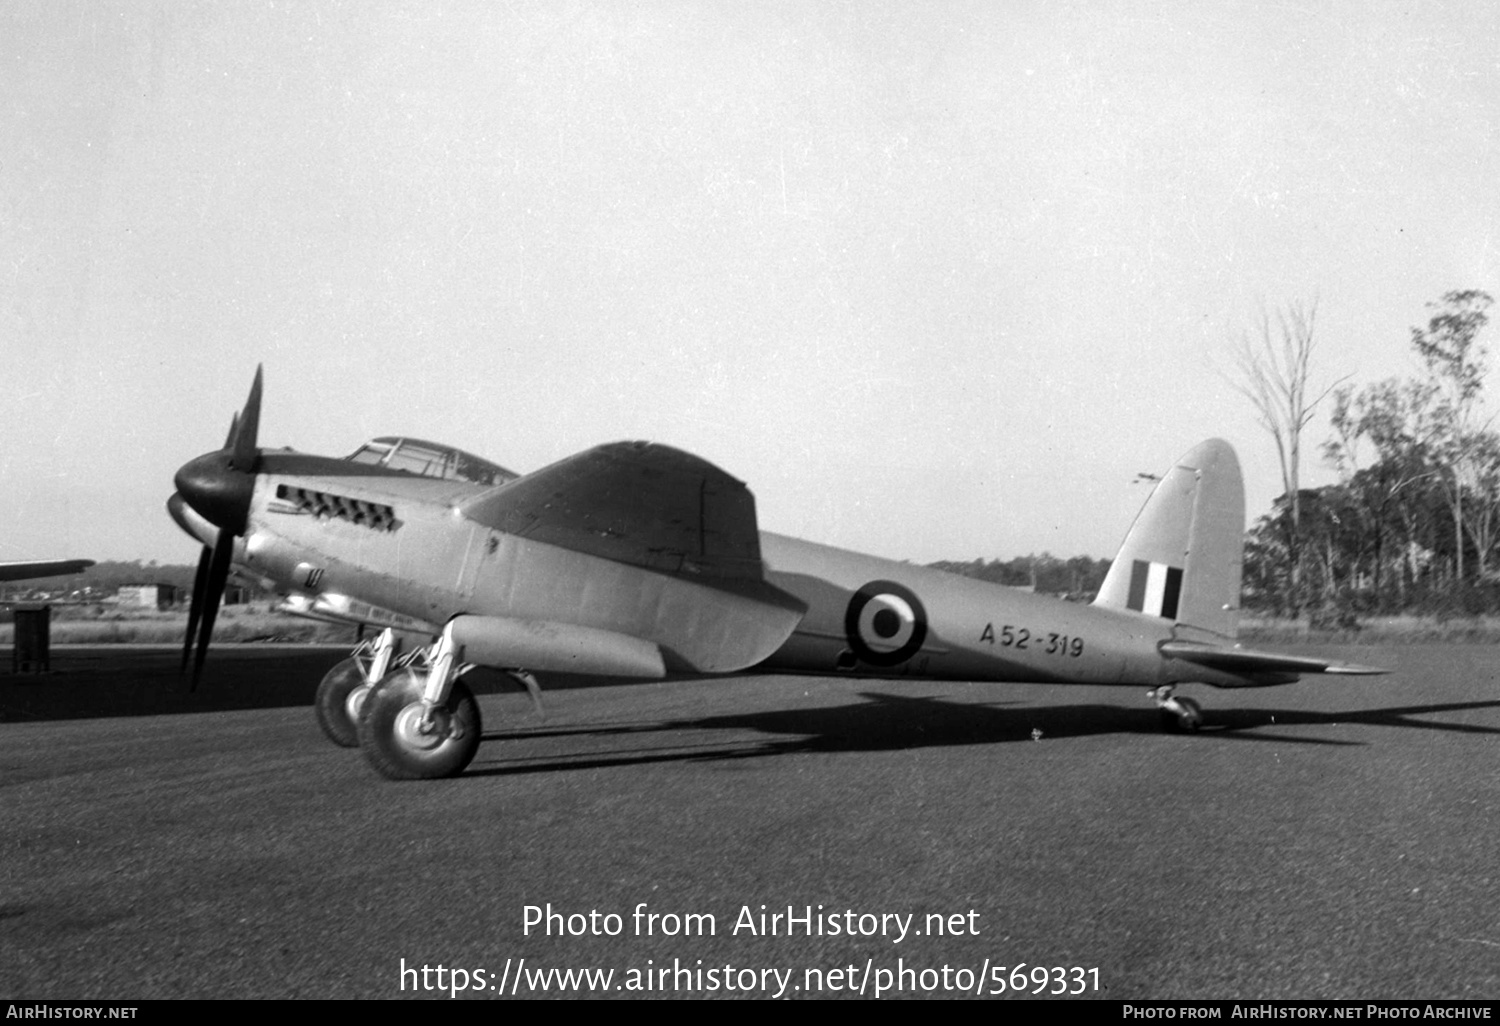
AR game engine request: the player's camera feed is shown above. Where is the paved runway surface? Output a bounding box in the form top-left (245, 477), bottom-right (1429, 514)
top-left (3, 644), bottom-right (1498, 1000)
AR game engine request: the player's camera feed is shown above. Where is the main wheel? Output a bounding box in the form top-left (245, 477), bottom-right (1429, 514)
top-left (358, 668), bottom-right (482, 780)
top-left (314, 657), bottom-right (371, 748)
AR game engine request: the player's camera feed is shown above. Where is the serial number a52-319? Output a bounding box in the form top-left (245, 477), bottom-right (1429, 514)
top-left (978, 624), bottom-right (1085, 657)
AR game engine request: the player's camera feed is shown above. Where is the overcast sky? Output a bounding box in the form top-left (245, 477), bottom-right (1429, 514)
top-left (3, 0), bottom-right (1498, 567)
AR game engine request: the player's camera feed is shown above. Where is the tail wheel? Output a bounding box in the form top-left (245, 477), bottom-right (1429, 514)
top-left (1149, 686), bottom-right (1204, 732)
top-left (1159, 696), bottom-right (1204, 732)
top-left (314, 657), bottom-right (371, 748)
top-left (358, 667), bottom-right (482, 780)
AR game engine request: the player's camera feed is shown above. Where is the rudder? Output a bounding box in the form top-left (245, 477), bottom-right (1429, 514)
top-left (1093, 439), bottom-right (1245, 636)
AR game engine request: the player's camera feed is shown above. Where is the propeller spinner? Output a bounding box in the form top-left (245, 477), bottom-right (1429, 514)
top-left (170, 367), bottom-right (263, 690)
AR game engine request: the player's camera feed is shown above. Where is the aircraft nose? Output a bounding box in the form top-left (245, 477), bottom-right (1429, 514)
top-left (174, 450), bottom-right (255, 536)
top-left (166, 491), bottom-right (216, 545)
top-left (166, 492), bottom-right (193, 536)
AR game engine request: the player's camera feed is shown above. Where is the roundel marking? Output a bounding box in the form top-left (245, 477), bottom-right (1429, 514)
top-left (844, 580), bottom-right (928, 666)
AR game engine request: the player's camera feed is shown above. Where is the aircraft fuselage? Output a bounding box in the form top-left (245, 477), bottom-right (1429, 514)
top-left (218, 457), bottom-right (1263, 691)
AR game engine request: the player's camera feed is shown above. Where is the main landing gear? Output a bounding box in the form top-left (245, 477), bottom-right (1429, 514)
top-left (314, 628), bottom-right (402, 748)
top-left (316, 624), bottom-right (547, 780)
top-left (1149, 685), bottom-right (1203, 732)
top-left (352, 624), bottom-right (481, 780)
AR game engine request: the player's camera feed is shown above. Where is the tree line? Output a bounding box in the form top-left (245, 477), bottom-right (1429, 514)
top-left (928, 555), bottom-right (1111, 600)
top-left (1243, 290), bottom-right (1497, 619)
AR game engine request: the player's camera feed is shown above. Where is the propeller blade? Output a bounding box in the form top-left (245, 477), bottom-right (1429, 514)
top-left (190, 528), bottom-right (236, 692)
top-left (178, 365), bottom-right (265, 690)
top-left (230, 366), bottom-right (263, 472)
top-left (181, 544), bottom-right (214, 676)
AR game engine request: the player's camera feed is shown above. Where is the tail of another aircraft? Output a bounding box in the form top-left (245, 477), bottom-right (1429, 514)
top-left (1093, 439), bottom-right (1245, 637)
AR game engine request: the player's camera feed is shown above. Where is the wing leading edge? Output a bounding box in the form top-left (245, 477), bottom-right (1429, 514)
top-left (460, 441), bottom-right (768, 580)
top-left (0, 559), bottom-right (94, 583)
top-left (459, 442), bottom-right (807, 674)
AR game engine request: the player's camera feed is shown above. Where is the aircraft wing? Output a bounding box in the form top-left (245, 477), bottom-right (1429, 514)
top-left (1160, 640), bottom-right (1388, 677)
top-left (0, 559), bottom-right (94, 583)
top-left (459, 441), bottom-right (769, 581)
top-left (458, 442), bottom-right (807, 673)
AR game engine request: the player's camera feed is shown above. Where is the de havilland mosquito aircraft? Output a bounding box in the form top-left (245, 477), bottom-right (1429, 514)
top-left (168, 369), bottom-right (1384, 781)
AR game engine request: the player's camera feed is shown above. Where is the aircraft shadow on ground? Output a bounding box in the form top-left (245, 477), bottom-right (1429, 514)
top-left (0, 658), bottom-right (671, 723)
top-left (0, 661), bottom-right (327, 722)
top-left (466, 690), bottom-right (1500, 778)
top-left (12, 654), bottom-right (1498, 773)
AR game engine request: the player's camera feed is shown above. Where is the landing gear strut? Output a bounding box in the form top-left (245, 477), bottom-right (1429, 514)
top-left (358, 624), bottom-right (482, 780)
top-left (314, 627), bottom-right (400, 748)
top-left (1149, 685), bottom-right (1203, 732)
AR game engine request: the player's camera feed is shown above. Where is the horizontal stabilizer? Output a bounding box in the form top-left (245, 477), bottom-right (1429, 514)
top-left (1160, 640), bottom-right (1388, 677)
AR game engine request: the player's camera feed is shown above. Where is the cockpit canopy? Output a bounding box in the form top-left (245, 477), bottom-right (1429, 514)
top-left (346, 436), bottom-right (518, 487)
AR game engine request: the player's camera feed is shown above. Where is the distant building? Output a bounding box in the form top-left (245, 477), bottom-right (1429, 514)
top-left (116, 584), bottom-right (179, 610)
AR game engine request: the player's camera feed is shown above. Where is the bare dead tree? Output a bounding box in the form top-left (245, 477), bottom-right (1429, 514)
top-left (1229, 297), bottom-right (1342, 617)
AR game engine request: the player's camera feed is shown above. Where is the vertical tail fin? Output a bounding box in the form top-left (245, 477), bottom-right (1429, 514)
top-left (1093, 439), bottom-right (1245, 636)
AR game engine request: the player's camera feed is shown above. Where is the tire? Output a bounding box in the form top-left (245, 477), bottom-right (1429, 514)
top-left (1176, 696), bottom-right (1203, 730)
top-left (314, 657), bottom-right (370, 748)
top-left (358, 668), bottom-right (482, 780)
top-left (1160, 696), bottom-right (1203, 732)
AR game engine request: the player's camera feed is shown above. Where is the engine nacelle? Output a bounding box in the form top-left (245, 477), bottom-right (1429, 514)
top-left (448, 613), bottom-right (666, 679)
